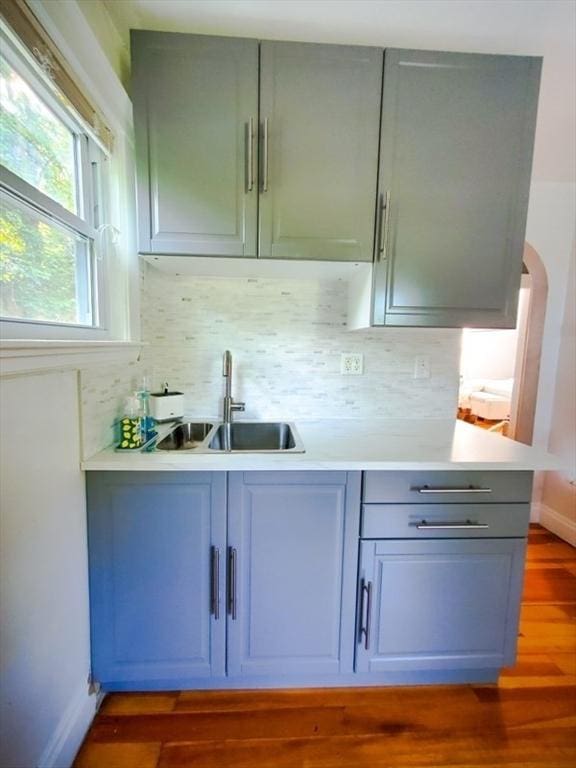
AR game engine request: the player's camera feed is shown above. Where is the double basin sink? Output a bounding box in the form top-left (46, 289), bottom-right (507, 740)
top-left (155, 421), bottom-right (305, 454)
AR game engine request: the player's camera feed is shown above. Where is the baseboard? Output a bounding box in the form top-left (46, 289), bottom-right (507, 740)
top-left (530, 501), bottom-right (540, 523)
top-left (38, 682), bottom-right (103, 768)
top-left (538, 503), bottom-right (576, 547)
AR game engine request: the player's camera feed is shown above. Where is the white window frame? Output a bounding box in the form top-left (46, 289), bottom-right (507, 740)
top-left (0, 26), bottom-right (111, 341)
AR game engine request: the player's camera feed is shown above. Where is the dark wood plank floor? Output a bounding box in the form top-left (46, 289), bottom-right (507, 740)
top-left (74, 525), bottom-right (576, 767)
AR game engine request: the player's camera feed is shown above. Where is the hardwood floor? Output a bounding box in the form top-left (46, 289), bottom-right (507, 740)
top-left (74, 525), bottom-right (576, 768)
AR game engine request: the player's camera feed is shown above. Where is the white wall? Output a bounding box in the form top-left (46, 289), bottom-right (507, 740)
top-left (0, 372), bottom-right (98, 768)
top-left (460, 328), bottom-right (519, 382)
top-left (0, 3), bottom-right (136, 766)
top-left (539, 251), bottom-right (576, 544)
top-left (526, 183), bottom-right (576, 446)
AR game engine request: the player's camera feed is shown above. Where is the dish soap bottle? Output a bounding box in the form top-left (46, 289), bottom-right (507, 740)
top-left (118, 395), bottom-right (143, 449)
top-left (137, 376), bottom-right (157, 446)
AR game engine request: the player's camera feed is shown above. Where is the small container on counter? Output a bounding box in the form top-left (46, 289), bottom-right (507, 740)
top-left (150, 383), bottom-right (185, 422)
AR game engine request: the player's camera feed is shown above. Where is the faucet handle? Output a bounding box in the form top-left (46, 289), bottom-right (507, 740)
top-left (231, 401), bottom-right (245, 412)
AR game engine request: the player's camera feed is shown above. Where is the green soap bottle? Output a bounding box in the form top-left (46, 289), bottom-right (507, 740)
top-left (117, 395), bottom-right (142, 449)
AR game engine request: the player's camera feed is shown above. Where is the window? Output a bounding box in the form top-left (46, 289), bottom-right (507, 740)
top-left (0, 28), bottom-right (108, 336)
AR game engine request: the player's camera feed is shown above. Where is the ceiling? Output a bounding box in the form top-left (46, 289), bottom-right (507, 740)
top-left (103, 0), bottom-right (571, 55)
top-left (100, 0), bottom-right (575, 183)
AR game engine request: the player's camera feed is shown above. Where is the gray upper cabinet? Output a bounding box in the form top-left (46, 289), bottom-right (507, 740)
top-left (258, 42), bottom-right (382, 262)
top-left (132, 34), bottom-right (541, 307)
top-left (131, 33), bottom-right (382, 262)
top-left (131, 32), bottom-right (258, 256)
top-left (372, 49), bottom-right (541, 327)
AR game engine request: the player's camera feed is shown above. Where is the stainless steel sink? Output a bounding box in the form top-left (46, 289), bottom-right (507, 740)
top-left (208, 422), bottom-right (305, 453)
top-left (154, 420), bottom-right (304, 454)
top-left (156, 422), bottom-right (214, 451)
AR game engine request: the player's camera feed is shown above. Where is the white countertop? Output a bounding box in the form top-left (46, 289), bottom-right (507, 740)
top-left (81, 418), bottom-right (558, 472)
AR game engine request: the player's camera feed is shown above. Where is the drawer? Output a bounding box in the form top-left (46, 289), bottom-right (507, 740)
top-left (362, 471), bottom-right (533, 504)
top-left (361, 503), bottom-right (530, 539)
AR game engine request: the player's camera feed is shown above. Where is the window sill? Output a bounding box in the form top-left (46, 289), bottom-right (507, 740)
top-left (0, 340), bottom-right (143, 377)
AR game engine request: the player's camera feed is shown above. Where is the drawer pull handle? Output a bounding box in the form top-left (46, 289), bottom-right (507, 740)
top-left (417, 485), bottom-right (492, 494)
top-left (416, 520), bottom-right (490, 530)
top-left (210, 546), bottom-right (220, 619)
top-left (358, 578), bottom-right (372, 650)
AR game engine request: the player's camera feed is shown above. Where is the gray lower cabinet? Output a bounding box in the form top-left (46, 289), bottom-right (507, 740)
top-left (86, 468), bottom-right (531, 690)
top-left (87, 472), bottom-right (227, 688)
top-left (227, 472), bottom-right (361, 679)
top-left (87, 470), bottom-right (361, 690)
top-left (371, 49), bottom-right (541, 328)
top-left (258, 42), bottom-right (381, 262)
top-left (131, 32), bottom-right (259, 257)
top-left (356, 470), bottom-right (533, 681)
top-left (356, 538), bottom-right (526, 674)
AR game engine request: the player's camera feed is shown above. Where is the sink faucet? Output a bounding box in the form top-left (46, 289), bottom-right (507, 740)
top-left (222, 350), bottom-right (245, 425)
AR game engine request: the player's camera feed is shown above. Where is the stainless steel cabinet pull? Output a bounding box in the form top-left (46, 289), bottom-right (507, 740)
top-left (261, 118), bottom-right (269, 192)
top-left (417, 485), bottom-right (492, 494)
top-left (378, 190), bottom-right (391, 260)
top-left (416, 520), bottom-right (490, 530)
top-left (227, 546), bottom-right (237, 620)
top-left (358, 578), bottom-right (373, 651)
top-left (210, 546), bottom-right (220, 619)
top-left (246, 118), bottom-right (254, 192)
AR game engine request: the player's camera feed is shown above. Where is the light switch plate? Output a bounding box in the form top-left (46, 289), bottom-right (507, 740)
top-left (341, 353), bottom-right (364, 375)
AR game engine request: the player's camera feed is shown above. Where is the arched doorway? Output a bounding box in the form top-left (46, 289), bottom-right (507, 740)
top-left (510, 243), bottom-right (548, 445)
top-left (458, 242), bottom-right (548, 445)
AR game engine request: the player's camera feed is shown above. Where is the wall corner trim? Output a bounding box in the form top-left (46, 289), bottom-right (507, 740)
top-left (37, 681), bottom-right (103, 768)
top-left (539, 502), bottom-right (576, 547)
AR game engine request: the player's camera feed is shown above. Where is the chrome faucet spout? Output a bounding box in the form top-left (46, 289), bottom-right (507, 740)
top-left (223, 350), bottom-right (232, 379)
top-left (222, 350), bottom-right (245, 427)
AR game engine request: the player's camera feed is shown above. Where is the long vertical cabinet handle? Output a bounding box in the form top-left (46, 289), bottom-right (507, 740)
top-left (246, 117), bottom-right (255, 192)
top-left (378, 190), bottom-right (391, 260)
top-left (227, 546), bottom-right (237, 620)
top-left (358, 578), bottom-right (373, 651)
top-left (261, 118), bottom-right (269, 192)
top-left (210, 546), bottom-right (220, 619)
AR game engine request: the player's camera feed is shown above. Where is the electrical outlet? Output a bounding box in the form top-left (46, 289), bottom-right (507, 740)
top-left (340, 353), bottom-right (364, 375)
top-left (413, 355), bottom-right (431, 379)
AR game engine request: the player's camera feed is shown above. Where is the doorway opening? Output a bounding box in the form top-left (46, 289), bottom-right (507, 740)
top-left (458, 243), bottom-right (548, 444)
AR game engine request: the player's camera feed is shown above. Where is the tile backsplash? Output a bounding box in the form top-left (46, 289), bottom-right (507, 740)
top-left (80, 361), bottom-right (144, 459)
top-left (80, 264), bottom-right (461, 456)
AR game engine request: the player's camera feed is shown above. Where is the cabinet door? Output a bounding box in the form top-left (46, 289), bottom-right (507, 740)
top-left (259, 42), bottom-right (382, 262)
top-left (132, 32), bottom-right (258, 256)
top-left (373, 49), bottom-right (540, 327)
top-left (356, 538), bottom-right (526, 674)
top-left (227, 472), bottom-right (361, 678)
top-left (87, 472), bottom-right (226, 687)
